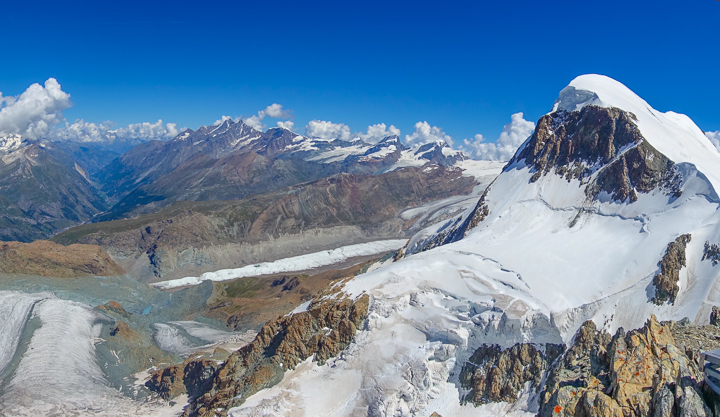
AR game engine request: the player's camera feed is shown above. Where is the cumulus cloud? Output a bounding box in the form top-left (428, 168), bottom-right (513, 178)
top-left (276, 120), bottom-right (295, 130)
top-left (213, 115), bottom-right (234, 126)
top-left (705, 131), bottom-right (720, 152)
top-left (460, 112), bottom-right (535, 161)
top-left (243, 103), bottom-right (292, 131)
top-left (305, 120), bottom-right (351, 140)
top-left (0, 78), bottom-right (73, 140)
top-left (405, 121), bottom-right (453, 146)
top-left (52, 119), bottom-right (183, 143)
top-left (354, 123), bottom-right (401, 144)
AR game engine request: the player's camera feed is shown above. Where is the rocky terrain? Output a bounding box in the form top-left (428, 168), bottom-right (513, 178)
top-left (457, 315), bottom-right (720, 416)
top-left (652, 234), bottom-right (692, 305)
top-left (0, 240), bottom-right (125, 277)
top-left (147, 287), bottom-right (371, 416)
top-left (53, 165), bottom-right (478, 282)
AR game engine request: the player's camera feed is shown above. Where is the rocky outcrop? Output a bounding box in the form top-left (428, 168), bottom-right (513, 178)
top-left (652, 234), bottom-right (692, 305)
top-left (0, 240), bottom-right (125, 277)
top-left (459, 342), bottom-right (564, 405)
top-left (538, 316), bottom-right (711, 417)
top-left (702, 241), bottom-right (720, 266)
top-left (146, 357), bottom-right (222, 400)
top-left (711, 307), bottom-right (720, 328)
top-left (145, 291), bottom-right (370, 416)
top-left (511, 106), bottom-right (682, 203)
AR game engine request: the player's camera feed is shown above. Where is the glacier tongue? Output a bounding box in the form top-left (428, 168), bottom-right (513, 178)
top-left (0, 292), bottom-right (50, 377)
top-left (0, 296), bottom-right (118, 413)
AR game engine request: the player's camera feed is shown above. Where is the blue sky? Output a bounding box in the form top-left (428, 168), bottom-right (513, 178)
top-left (2, 0), bottom-right (719, 144)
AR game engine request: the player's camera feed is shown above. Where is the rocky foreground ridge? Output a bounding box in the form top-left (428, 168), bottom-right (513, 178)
top-left (147, 282), bottom-right (370, 417)
top-left (460, 315), bottom-right (720, 416)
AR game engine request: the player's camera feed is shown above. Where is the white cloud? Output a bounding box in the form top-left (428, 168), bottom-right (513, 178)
top-left (261, 103), bottom-right (290, 119)
top-left (354, 123), bottom-right (401, 144)
top-left (213, 115), bottom-right (234, 126)
top-left (305, 120), bottom-right (351, 140)
top-left (52, 119), bottom-right (183, 143)
top-left (706, 131), bottom-right (720, 152)
top-left (276, 120), bottom-right (295, 131)
top-left (244, 115), bottom-right (264, 131)
top-left (460, 112), bottom-right (535, 161)
top-left (242, 103), bottom-right (292, 131)
top-left (405, 121), bottom-right (453, 146)
top-left (0, 78), bottom-right (73, 140)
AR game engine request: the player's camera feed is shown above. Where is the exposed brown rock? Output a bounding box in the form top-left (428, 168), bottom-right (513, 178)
top-left (96, 300), bottom-right (132, 319)
top-left (54, 165), bottom-right (476, 282)
top-left (146, 357), bottom-right (221, 400)
top-left (652, 234), bottom-right (692, 305)
top-left (538, 316), bottom-right (711, 417)
top-left (0, 240), bottom-right (125, 277)
top-left (459, 342), bottom-right (564, 405)
top-left (513, 106), bottom-right (682, 202)
top-left (110, 320), bottom-right (140, 341)
top-left (166, 292), bottom-right (371, 416)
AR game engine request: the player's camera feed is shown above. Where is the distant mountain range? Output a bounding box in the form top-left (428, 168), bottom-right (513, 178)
top-left (0, 116), bottom-right (488, 242)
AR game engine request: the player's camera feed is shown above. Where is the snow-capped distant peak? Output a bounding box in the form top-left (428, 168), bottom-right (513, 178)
top-left (551, 74), bottom-right (720, 194)
top-left (0, 133), bottom-right (25, 153)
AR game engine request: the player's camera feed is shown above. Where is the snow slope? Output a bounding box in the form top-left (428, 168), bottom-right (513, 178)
top-left (230, 75), bottom-right (720, 416)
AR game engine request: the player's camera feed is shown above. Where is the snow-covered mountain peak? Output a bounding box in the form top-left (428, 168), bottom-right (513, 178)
top-left (551, 74), bottom-right (720, 193)
top-left (0, 133), bottom-right (25, 154)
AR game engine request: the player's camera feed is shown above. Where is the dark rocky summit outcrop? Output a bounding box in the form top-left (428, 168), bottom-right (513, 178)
top-left (146, 289), bottom-right (370, 416)
top-left (460, 342), bottom-right (564, 405)
top-left (652, 234), bottom-right (692, 305)
top-left (512, 106), bottom-right (682, 203)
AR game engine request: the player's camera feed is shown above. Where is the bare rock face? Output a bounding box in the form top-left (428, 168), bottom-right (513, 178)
top-left (512, 106), bottom-right (682, 203)
top-left (538, 316), bottom-right (710, 417)
top-left (711, 307), bottom-right (720, 328)
top-left (146, 357), bottom-right (221, 400)
top-left (652, 234), bottom-right (692, 305)
top-left (145, 290), bottom-right (370, 416)
top-left (459, 342), bottom-right (564, 405)
top-left (0, 240), bottom-right (125, 277)
top-left (702, 241), bottom-right (720, 266)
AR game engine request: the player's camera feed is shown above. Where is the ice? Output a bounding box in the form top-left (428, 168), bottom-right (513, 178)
top-left (0, 297), bottom-right (117, 411)
top-left (151, 322), bottom-right (201, 356)
top-left (0, 292), bottom-right (49, 376)
top-left (152, 239), bottom-right (407, 289)
top-left (555, 74), bottom-right (720, 194)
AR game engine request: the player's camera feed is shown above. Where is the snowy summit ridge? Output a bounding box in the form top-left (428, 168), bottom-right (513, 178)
top-left (553, 74), bottom-right (720, 193)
